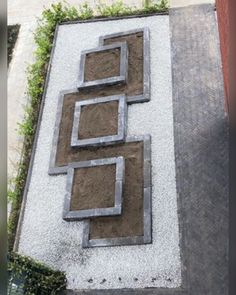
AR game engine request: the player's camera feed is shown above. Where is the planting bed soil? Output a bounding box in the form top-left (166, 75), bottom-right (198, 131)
top-left (88, 141), bottom-right (144, 239)
top-left (70, 164), bottom-right (116, 211)
top-left (84, 48), bottom-right (121, 82)
top-left (78, 100), bottom-right (118, 139)
top-left (102, 31), bottom-right (143, 96)
top-left (52, 90), bottom-right (145, 239)
top-left (57, 93), bottom-right (145, 238)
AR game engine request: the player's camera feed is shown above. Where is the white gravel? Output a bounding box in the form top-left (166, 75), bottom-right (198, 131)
top-left (18, 15), bottom-right (181, 290)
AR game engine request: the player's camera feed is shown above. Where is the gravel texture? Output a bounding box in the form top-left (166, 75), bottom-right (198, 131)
top-left (18, 16), bottom-right (181, 290)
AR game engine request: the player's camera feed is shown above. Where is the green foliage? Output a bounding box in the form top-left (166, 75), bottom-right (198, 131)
top-left (96, 0), bottom-right (168, 17)
top-left (79, 2), bottom-right (94, 19)
top-left (8, 190), bottom-right (17, 203)
top-left (97, 1), bottom-right (132, 17)
top-left (143, 0), bottom-right (169, 13)
top-left (8, 160), bottom-right (28, 251)
top-left (8, 252), bottom-right (67, 295)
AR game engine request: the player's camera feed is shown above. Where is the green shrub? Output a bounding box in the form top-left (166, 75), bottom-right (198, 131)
top-left (79, 2), bottom-right (94, 19)
top-left (97, 0), bottom-right (132, 17)
top-left (143, 0), bottom-right (169, 13)
top-left (8, 252), bottom-right (67, 295)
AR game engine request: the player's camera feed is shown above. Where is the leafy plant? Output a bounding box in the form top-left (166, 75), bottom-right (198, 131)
top-left (8, 252), bottom-right (67, 295)
top-left (79, 2), bottom-right (94, 19)
top-left (97, 1), bottom-right (132, 17)
top-left (144, 0), bottom-right (169, 11)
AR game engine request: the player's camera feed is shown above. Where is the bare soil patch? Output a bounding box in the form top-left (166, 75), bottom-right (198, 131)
top-left (84, 48), bottom-right (121, 81)
top-left (55, 92), bottom-right (144, 238)
top-left (78, 101), bottom-right (118, 139)
top-left (70, 164), bottom-right (116, 211)
top-left (103, 31), bottom-right (144, 96)
top-left (53, 31), bottom-right (145, 238)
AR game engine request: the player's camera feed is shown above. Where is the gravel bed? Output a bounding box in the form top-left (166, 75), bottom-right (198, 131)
top-left (18, 15), bottom-right (181, 290)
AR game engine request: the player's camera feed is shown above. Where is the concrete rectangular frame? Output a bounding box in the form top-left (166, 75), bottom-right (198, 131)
top-left (99, 27), bottom-right (150, 104)
top-left (48, 91), bottom-right (128, 175)
top-left (63, 156), bottom-right (125, 221)
top-left (48, 89), bottom-right (77, 175)
top-left (78, 42), bottom-right (128, 90)
top-left (82, 134), bottom-right (152, 248)
top-left (71, 94), bottom-right (127, 148)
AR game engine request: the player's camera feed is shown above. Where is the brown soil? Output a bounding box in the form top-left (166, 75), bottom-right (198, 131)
top-left (79, 32), bottom-right (143, 97)
top-left (55, 92), bottom-right (144, 238)
top-left (56, 88), bottom-right (139, 167)
top-left (68, 142), bottom-right (144, 239)
top-left (78, 101), bottom-right (118, 139)
top-left (54, 31), bottom-right (146, 238)
top-left (84, 32), bottom-right (144, 94)
top-left (84, 48), bottom-right (121, 82)
top-left (70, 164), bottom-right (116, 211)
top-left (103, 31), bottom-right (144, 96)
top-left (89, 142), bottom-right (144, 239)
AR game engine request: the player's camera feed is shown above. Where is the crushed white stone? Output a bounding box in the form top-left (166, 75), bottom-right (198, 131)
top-left (18, 15), bottom-right (182, 290)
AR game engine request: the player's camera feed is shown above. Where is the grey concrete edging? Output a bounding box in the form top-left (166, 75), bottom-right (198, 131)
top-left (63, 156), bottom-right (125, 221)
top-left (99, 27), bottom-right (150, 104)
top-left (82, 134), bottom-right (152, 248)
top-left (78, 42), bottom-right (128, 90)
top-left (48, 88), bottom-right (77, 176)
top-left (48, 91), bottom-right (129, 175)
top-left (71, 95), bottom-right (127, 148)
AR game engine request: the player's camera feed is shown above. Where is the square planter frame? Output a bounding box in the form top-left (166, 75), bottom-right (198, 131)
top-left (63, 156), bottom-right (125, 221)
top-left (99, 27), bottom-right (150, 104)
top-left (82, 134), bottom-right (152, 248)
top-left (78, 42), bottom-right (128, 90)
top-left (48, 90), bottom-right (128, 175)
top-left (71, 94), bottom-right (127, 148)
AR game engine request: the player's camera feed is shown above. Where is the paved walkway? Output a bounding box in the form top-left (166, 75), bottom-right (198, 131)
top-left (170, 4), bottom-right (228, 295)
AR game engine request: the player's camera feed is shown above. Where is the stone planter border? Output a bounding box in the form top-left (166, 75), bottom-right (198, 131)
top-left (71, 94), bottom-right (127, 148)
top-left (78, 42), bottom-right (128, 90)
top-left (63, 156), bottom-right (125, 221)
top-left (82, 134), bottom-right (152, 248)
